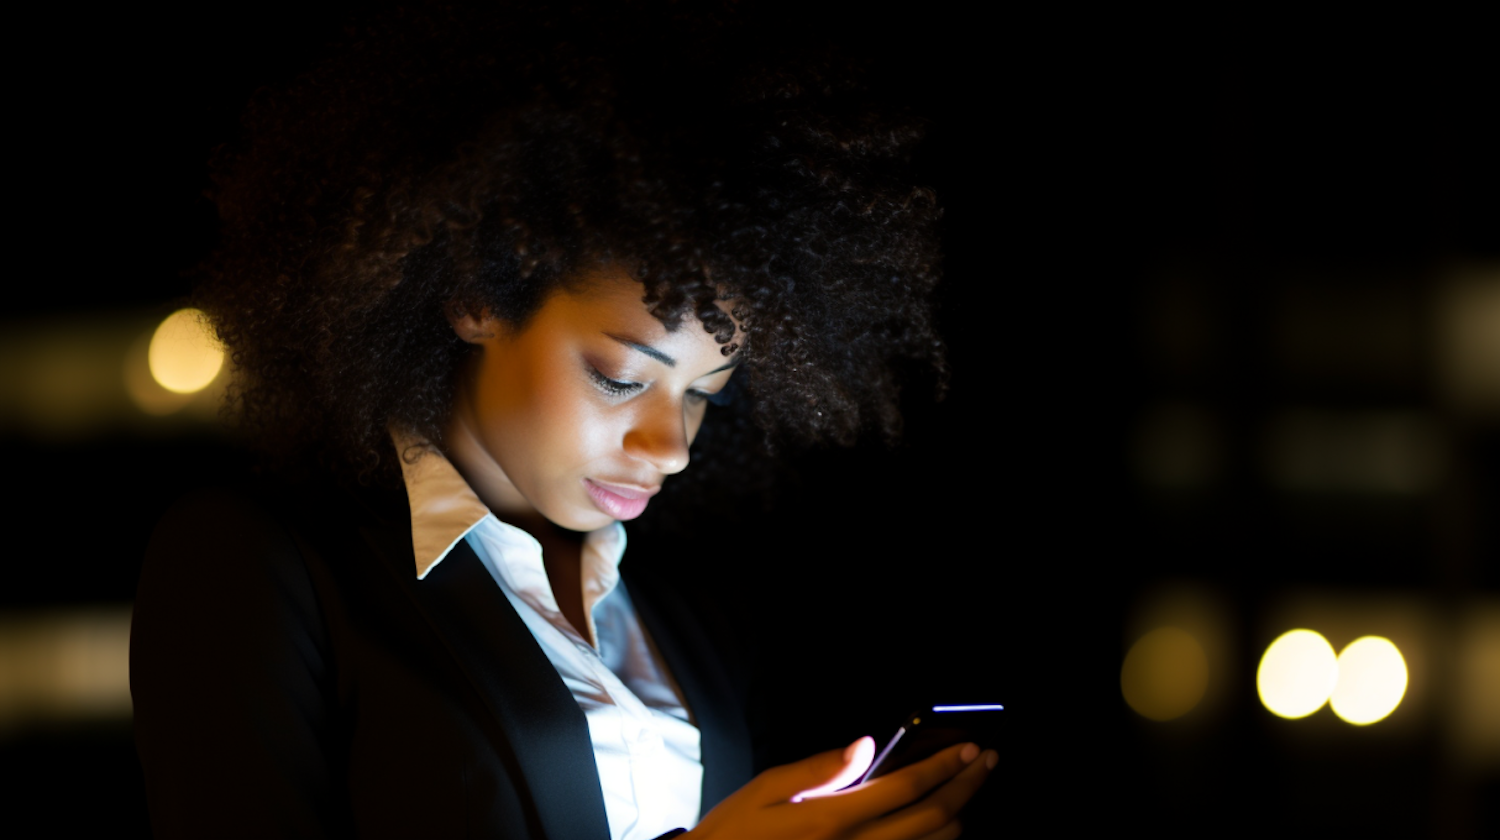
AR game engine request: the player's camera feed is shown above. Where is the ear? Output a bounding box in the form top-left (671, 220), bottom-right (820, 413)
top-left (446, 303), bottom-right (502, 345)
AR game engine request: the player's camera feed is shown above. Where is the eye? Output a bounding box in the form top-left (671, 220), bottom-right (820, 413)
top-left (588, 367), bottom-right (643, 398)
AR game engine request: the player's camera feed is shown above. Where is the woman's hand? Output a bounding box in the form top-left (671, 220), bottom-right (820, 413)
top-left (686, 737), bottom-right (997, 840)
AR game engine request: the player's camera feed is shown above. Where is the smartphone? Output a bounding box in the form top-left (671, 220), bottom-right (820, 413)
top-left (857, 704), bottom-right (1005, 784)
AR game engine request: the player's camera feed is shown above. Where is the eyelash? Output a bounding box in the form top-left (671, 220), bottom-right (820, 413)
top-left (588, 367), bottom-right (729, 407)
top-left (588, 368), bottom-right (643, 397)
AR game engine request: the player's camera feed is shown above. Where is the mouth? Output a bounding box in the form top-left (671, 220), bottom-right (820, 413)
top-left (583, 478), bottom-right (660, 521)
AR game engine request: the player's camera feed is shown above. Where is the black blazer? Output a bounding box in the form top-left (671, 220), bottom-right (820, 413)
top-left (131, 481), bottom-right (753, 839)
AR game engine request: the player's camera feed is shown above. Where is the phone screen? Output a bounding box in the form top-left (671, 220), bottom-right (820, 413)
top-left (857, 704), bottom-right (1004, 784)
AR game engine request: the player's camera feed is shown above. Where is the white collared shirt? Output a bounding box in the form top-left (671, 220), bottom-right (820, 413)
top-left (398, 443), bottom-right (703, 840)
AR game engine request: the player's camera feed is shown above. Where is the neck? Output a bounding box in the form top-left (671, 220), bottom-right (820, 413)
top-left (443, 379), bottom-right (533, 522)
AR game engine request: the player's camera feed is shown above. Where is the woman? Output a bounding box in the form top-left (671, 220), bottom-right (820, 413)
top-left (130, 5), bottom-right (994, 838)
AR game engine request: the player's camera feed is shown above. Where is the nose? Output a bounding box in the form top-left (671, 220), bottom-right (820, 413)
top-left (622, 395), bottom-right (691, 475)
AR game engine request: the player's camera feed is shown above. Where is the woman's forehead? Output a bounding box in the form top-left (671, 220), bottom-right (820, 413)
top-left (560, 265), bottom-right (743, 340)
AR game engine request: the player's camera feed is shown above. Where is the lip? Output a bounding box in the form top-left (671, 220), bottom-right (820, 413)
top-left (583, 478), bottom-right (660, 521)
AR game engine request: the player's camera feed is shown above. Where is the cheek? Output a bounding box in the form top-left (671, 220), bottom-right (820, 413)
top-left (475, 349), bottom-right (570, 466)
top-left (572, 407), bottom-right (618, 465)
top-left (530, 370), bottom-right (618, 468)
top-left (475, 355), bottom-right (534, 439)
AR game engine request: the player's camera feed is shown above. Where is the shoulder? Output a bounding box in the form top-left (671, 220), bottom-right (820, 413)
top-left (143, 485), bottom-right (298, 576)
top-left (133, 483), bottom-right (333, 686)
top-left (139, 484), bottom-right (316, 623)
top-left (132, 481), bottom-right (371, 835)
top-left (132, 475), bottom-right (406, 688)
top-left (134, 477), bottom-right (415, 667)
top-left (140, 478), bottom-right (407, 600)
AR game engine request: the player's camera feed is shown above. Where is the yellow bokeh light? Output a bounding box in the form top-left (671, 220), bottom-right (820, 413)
top-left (1330, 636), bottom-right (1408, 725)
top-left (147, 308), bottom-right (223, 394)
top-left (1121, 627), bottom-right (1209, 721)
top-left (1257, 629), bottom-right (1338, 719)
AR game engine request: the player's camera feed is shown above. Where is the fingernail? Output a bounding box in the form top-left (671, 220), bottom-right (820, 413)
top-left (845, 736), bottom-right (871, 762)
top-left (960, 743), bottom-right (979, 763)
top-left (985, 751), bottom-right (998, 770)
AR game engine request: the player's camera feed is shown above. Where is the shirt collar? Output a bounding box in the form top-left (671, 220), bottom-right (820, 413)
top-left (395, 434), bottom-right (491, 579)
top-left (392, 432), bottom-right (626, 587)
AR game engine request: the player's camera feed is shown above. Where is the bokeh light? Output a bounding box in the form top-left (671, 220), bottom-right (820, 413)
top-left (1436, 273), bottom-right (1500, 418)
top-left (147, 308), bottom-right (222, 394)
top-left (1330, 636), bottom-right (1408, 725)
top-left (1121, 627), bottom-right (1209, 721)
top-left (0, 608), bottom-right (133, 731)
top-left (1257, 629), bottom-right (1338, 719)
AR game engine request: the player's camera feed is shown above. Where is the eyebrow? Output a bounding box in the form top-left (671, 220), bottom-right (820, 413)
top-left (606, 333), bottom-right (741, 374)
top-left (607, 334), bottom-right (676, 366)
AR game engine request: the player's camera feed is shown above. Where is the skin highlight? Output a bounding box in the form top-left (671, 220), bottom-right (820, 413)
top-left (444, 267), bottom-right (739, 531)
top-left (442, 267), bottom-right (739, 641)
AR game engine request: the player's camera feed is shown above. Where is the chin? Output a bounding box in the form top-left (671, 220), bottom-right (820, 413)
top-left (549, 508), bottom-right (616, 533)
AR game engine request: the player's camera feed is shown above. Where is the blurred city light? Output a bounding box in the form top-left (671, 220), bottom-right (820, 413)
top-left (125, 323), bottom-right (196, 416)
top-left (1435, 270), bottom-right (1500, 419)
top-left (2, 309), bottom-right (227, 436)
top-left (1257, 629), bottom-right (1338, 719)
top-left (1268, 280), bottom-right (1419, 391)
top-left (1329, 636), bottom-right (1408, 725)
top-left (147, 308), bottom-right (222, 394)
top-left (0, 608), bottom-right (133, 732)
top-left (1261, 592), bottom-right (1434, 736)
top-left (1132, 403), bottom-right (1222, 490)
top-left (1262, 410), bottom-right (1445, 495)
top-left (0, 318), bottom-right (133, 439)
top-left (1125, 585), bottom-right (1233, 724)
top-left (1121, 626), bottom-right (1208, 721)
top-left (1450, 602), bottom-right (1500, 768)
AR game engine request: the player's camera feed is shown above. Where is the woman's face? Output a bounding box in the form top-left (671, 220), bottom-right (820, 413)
top-left (445, 267), bottom-right (739, 532)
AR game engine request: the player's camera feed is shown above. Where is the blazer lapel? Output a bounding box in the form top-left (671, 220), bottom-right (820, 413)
top-left (623, 568), bottom-right (754, 816)
top-left (365, 522), bottom-right (612, 840)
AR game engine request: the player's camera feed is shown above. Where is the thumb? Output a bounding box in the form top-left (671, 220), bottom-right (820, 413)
top-left (786, 736), bottom-right (876, 802)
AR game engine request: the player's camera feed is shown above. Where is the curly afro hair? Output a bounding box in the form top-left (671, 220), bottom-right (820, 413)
top-left (197, 2), bottom-right (946, 509)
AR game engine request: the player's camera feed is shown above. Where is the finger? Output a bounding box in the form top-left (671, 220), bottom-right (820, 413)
top-left (792, 736), bottom-right (876, 801)
top-left (864, 749), bottom-right (995, 840)
top-left (839, 742), bottom-right (980, 823)
top-left (748, 737), bottom-right (874, 804)
top-left (915, 820), bottom-right (963, 840)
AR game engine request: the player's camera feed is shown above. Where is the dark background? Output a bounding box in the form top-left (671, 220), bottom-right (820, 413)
top-left (4, 4), bottom-right (1497, 837)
